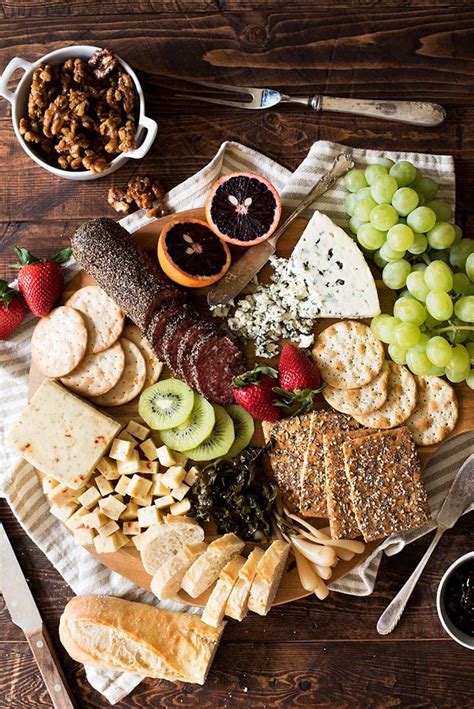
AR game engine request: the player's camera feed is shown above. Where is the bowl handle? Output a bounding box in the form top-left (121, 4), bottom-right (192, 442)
top-left (126, 115), bottom-right (158, 159)
top-left (0, 57), bottom-right (34, 103)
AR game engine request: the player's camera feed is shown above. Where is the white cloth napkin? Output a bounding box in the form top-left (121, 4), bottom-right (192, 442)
top-left (1, 140), bottom-right (472, 704)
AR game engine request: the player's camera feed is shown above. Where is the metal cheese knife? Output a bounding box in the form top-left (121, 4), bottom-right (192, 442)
top-left (377, 453), bottom-right (474, 636)
top-left (0, 524), bottom-right (76, 708)
top-left (207, 152), bottom-right (354, 307)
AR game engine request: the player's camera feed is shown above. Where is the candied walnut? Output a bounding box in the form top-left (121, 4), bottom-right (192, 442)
top-left (88, 48), bottom-right (119, 79)
top-left (83, 154), bottom-right (109, 173)
top-left (107, 187), bottom-right (131, 214)
top-left (19, 117), bottom-right (41, 143)
top-left (108, 175), bottom-right (166, 217)
top-left (117, 71), bottom-right (134, 114)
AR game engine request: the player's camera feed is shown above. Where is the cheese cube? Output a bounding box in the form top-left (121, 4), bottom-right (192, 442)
top-left (154, 494), bottom-right (174, 509)
top-left (77, 486), bottom-right (101, 509)
top-left (97, 520), bottom-right (120, 537)
top-left (137, 505), bottom-right (162, 527)
top-left (126, 474), bottom-right (152, 499)
top-left (50, 502), bottom-right (78, 522)
top-left (49, 483), bottom-right (83, 507)
top-left (170, 498), bottom-right (191, 516)
top-left (73, 527), bottom-right (96, 546)
top-left (131, 533), bottom-right (145, 549)
top-left (96, 457), bottom-right (120, 480)
top-left (99, 495), bottom-right (127, 521)
top-left (126, 420), bottom-right (150, 441)
top-left (150, 476), bottom-right (170, 497)
top-left (115, 475), bottom-right (132, 496)
top-left (64, 507), bottom-right (90, 531)
top-left (95, 475), bottom-right (114, 497)
top-left (116, 450), bottom-right (140, 475)
top-left (120, 501), bottom-right (138, 521)
top-left (42, 477), bottom-right (59, 495)
top-left (184, 466), bottom-right (200, 486)
top-left (9, 379), bottom-right (121, 489)
top-left (109, 438), bottom-right (134, 461)
top-left (122, 521), bottom-right (141, 536)
top-left (94, 531), bottom-right (128, 554)
top-left (156, 445), bottom-right (177, 467)
top-left (173, 452), bottom-right (189, 468)
top-left (161, 466), bottom-right (186, 489)
top-left (137, 460), bottom-right (158, 475)
top-left (171, 482), bottom-right (189, 501)
top-left (81, 509), bottom-right (108, 529)
top-left (117, 430), bottom-right (138, 447)
top-left (139, 438), bottom-right (158, 461)
top-left (132, 493), bottom-right (153, 507)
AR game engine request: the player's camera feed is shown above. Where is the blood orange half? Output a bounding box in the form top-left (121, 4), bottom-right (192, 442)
top-left (158, 218), bottom-right (231, 288)
top-left (205, 172), bottom-right (282, 246)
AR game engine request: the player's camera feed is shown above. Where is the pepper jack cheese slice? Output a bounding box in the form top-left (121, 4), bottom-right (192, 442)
top-left (9, 379), bottom-right (121, 489)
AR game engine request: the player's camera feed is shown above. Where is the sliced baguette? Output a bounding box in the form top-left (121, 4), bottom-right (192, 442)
top-left (201, 555), bottom-right (246, 628)
top-left (151, 542), bottom-right (208, 601)
top-left (225, 546), bottom-right (265, 621)
top-left (140, 515), bottom-right (204, 575)
top-left (181, 533), bottom-right (245, 599)
top-left (247, 541), bottom-right (290, 616)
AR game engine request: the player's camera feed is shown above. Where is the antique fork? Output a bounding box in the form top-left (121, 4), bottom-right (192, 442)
top-left (176, 79), bottom-right (445, 127)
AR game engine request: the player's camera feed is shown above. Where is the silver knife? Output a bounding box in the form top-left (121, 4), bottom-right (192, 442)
top-left (0, 524), bottom-right (76, 708)
top-left (207, 152), bottom-right (354, 306)
top-left (377, 452), bottom-right (474, 635)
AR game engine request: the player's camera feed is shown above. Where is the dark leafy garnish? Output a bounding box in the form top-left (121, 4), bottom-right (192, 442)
top-left (189, 446), bottom-right (277, 541)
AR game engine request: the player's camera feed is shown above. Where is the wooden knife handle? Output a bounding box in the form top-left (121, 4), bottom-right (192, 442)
top-left (317, 96), bottom-right (446, 127)
top-left (25, 625), bottom-right (76, 709)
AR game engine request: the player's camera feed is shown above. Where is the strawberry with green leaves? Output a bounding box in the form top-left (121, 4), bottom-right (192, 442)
top-left (274, 344), bottom-right (323, 415)
top-left (0, 281), bottom-right (27, 340)
top-left (12, 246), bottom-right (72, 317)
top-left (233, 365), bottom-right (281, 422)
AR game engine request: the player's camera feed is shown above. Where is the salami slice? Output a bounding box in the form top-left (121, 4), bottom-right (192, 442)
top-left (176, 320), bottom-right (217, 381)
top-left (192, 334), bottom-right (245, 404)
top-left (146, 304), bottom-right (188, 360)
top-left (164, 315), bottom-right (202, 374)
top-left (181, 330), bottom-right (216, 391)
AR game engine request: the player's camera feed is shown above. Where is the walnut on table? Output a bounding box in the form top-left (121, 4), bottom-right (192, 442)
top-left (108, 175), bottom-right (166, 218)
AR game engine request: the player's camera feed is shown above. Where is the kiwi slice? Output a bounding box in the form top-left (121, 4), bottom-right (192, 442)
top-left (160, 394), bottom-right (216, 452)
top-left (224, 404), bottom-right (255, 459)
top-left (183, 404), bottom-right (235, 461)
top-left (138, 379), bottom-right (194, 430)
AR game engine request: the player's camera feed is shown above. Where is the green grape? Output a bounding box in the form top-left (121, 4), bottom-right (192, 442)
top-left (453, 225), bottom-right (463, 244)
top-left (389, 161), bottom-right (417, 187)
top-left (449, 239), bottom-right (474, 270)
top-left (388, 343), bottom-right (408, 364)
top-left (467, 369), bottom-right (474, 389)
top-left (370, 314), bottom-right (401, 344)
top-left (429, 364), bottom-right (446, 376)
top-left (399, 288), bottom-right (414, 299)
top-left (454, 296), bottom-right (474, 323)
top-left (427, 222), bottom-right (456, 250)
top-left (344, 192), bottom-right (360, 216)
top-left (370, 204), bottom-right (399, 231)
top-left (376, 157), bottom-right (395, 169)
top-left (466, 253), bottom-right (474, 281)
top-left (394, 297), bottom-right (427, 325)
top-left (453, 273), bottom-right (471, 296)
top-left (407, 206), bottom-right (437, 233)
top-left (391, 187), bottom-right (419, 216)
top-left (379, 241), bottom-right (406, 263)
top-left (424, 261), bottom-right (454, 292)
top-left (374, 250), bottom-right (388, 269)
top-left (387, 224), bottom-right (415, 251)
top-left (393, 322), bottom-right (421, 348)
top-left (364, 164), bottom-right (388, 185)
top-left (426, 289), bottom-right (454, 320)
top-left (357, 187), bottom-right (372, 199)
top-left (344, 169), bottom-right (368, 193)
top-left (417, 194), bottom-right (426, 206)
top-left (349, 216), bottom-right (364, 234)
top-left (411, 175), bottom-right (438, 201)
top-left (412, 262), bottom-right (427, 272)
top-left (426, 199), bottom-right (452, 222)
top-left (406, 271), bottom-right (430, 301)
top-left (446, 365), bottom-right (470, 383)
top-left (406, 349), bottom-right (432, 376)
top-left (382, 260), bottom-right (411, 289)
top-left (407, 232), bottom-right (428, 255)
top-left (413, 333), bottom-right (430, 351)
top-left (357, 224), bottom-right (386, 250)
top-left (448, 345), bottom-right (470, 372)
top-left (353, 196), bottom-right (377, 222)
top-left (467, 342), bottom-right (474, 364)
top-left (426, 336), bottom-right (452, 367)
top-left (370, 175), bottom-right (399, 205)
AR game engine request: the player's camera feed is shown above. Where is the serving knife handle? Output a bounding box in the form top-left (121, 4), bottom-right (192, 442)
top-left (312, 95), bottom-right (446, 127)
top-left (26, 625), bottom-right (76, 709)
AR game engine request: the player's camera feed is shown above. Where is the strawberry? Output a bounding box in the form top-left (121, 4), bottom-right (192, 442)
top-left (12, 246), bottom-right (71, 317)
top-left (273, 344), bottom-right (323, 415)
top-left (0, 280), bottom-right (27, 340)
top-left (233, 365), bottom-right (281, 422)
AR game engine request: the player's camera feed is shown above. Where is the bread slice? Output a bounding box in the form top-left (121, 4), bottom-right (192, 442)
top-left (201, 555), bottom-right (246, 627)
top-left (140, 515), bottom-right (204, 575)
top-left (181, 533), bottom-right (245, 599)
top-left (247, 540), bottom-right (290, 616)
top-left (225, 546), bottom-right (265, 621)
top-left (150, 542), bottom-right (208, 601)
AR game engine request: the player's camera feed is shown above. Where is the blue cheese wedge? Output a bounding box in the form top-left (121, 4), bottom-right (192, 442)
top-left (288, 211), bottom-right (380, 319)
top-left (9, 379), bottom-right (121, 489)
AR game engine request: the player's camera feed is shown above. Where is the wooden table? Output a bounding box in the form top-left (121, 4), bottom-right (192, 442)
top-left (1, 2), bottom-right (473, 706)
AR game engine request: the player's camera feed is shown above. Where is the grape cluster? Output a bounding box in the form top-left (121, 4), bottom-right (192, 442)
top-left (343, 159), bottom-right (474, 388)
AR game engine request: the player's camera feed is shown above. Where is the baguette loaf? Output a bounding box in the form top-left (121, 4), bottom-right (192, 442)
top-left (225, 546), bottom-right (265, 621)
top-left (202, 555), bottom-right (246, 628)
top-left (59, 595), bottom-right (223, 684)
top-left (248, 541), bottom-right (290, 616)
top-left (140, 515), bottom-right (204, 575)
top-left (151, 542), bottom-right (208, 600)
top-left (181, 533), bottom-right (245, 599)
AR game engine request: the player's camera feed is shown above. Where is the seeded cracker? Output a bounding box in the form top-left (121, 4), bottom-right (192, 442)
top-left (300, 410), bottom-right (361, 518)
top-left (405, 375), bottom-right (458, 445)
top-left (66, 285), bottom-right (125, 354)
top-left (60, 340), bottom-right (125, 397)
top-left (343, 427), bottom-right (430, 543)
top-left (31, 306), bottom-right (88, 377)
top-left (123, 322), bottom-right (163, 386)
top-left (353, 363), bottom-right (417, 429)
top-left (91, 338), bottom-right (146, 407)
top-left (323, 362), bottom-right (390, 417)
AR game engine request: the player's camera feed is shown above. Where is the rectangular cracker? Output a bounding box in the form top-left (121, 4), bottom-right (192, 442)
top-left (300, 411), bottom-right (361, 517)
top-left (343, 426), bottom-right (430, 542)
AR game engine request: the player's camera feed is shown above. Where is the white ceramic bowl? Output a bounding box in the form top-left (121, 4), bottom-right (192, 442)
top-left (0, 45), bottom-right (157, 180)
top-left (437, 551), bottom-right (474, 650)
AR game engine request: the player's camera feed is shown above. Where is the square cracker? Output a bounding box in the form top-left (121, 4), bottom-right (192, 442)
top-left (300, 411), bottom-right (361, 518)
top-left (343, 426), bottom-right (430, 543)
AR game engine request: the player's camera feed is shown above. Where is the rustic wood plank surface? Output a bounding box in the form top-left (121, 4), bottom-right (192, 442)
top-left (1, 2), bottom-right (473, 707)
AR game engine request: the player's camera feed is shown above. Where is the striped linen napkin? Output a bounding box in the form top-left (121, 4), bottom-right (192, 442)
top-left (1, 140), bottom-right (472, 704)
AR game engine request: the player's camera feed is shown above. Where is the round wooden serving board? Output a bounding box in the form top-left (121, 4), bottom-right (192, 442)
top-left (29, 208), bottom-right (473, 608)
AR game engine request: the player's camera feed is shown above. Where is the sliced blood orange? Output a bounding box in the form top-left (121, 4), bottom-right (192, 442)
top-left (158, 218), bottom-right (231, 288)
top-left (205, 172), bottom-right (282, 246)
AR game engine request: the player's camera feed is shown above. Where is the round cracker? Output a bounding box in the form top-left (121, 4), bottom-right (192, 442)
top-left (323, 362), bottom-right (390, 416)
top-left (66, 285), bottom-right (124, 354)
top-left (91, 338), bottom-right (146, 407)
top-left (353, 362), bottom-right (417, 429)
top-left (312, 320), bottom-right (385, 390)
top-left (60, 340), bottom-right (125, 397)
top-left (405, 375), bottom-right (458, 445)
top-left (31, 306), bottom-right (88, 377)
top-left (123, 322), bottom-right (163, 386)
